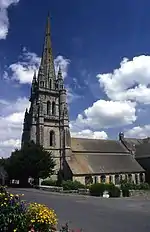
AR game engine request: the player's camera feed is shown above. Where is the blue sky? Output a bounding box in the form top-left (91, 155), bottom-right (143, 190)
top-left (1, 0), bottom-right (150, 157)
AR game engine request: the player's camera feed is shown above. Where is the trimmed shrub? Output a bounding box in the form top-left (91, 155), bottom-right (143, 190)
top-left (62, 180), bottom-right (86, 190)
top-left (120, 180), bottom-right (150, 191)
top-left (89, 183), bottom-right (105, 196)
top-left (109, 186), bottom-right (121, 198)
top-left (122, 188), bottom-right (130, 197)
top-left (138, 183), bottom-right (150, 190)
top-left (104, 183), bottom-right (115, 191)
top-left (41, 179), bottom-right (57, 186)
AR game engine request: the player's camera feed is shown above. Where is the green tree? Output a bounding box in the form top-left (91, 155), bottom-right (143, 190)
top-left (5, 141), bottom-right (56, 186)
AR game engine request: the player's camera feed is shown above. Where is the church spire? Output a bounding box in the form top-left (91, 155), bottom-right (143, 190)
top-left (40, 14), bottom-right (56, 81)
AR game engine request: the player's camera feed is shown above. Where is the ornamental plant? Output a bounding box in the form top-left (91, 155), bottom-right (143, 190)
top-left (0, 187), bottom-right (27, 232)
top-left (26, 202), bottom-right (57, 232)
top-left (0, 186), bottom-right (83, 232)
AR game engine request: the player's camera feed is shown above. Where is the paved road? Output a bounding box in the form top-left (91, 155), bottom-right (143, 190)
top-left (10, 188), bottom-right (150, 232)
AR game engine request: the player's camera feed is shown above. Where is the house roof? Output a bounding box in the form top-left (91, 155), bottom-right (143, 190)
top-left (120, 137), bottom-right (143, 152)
top-left (71, 137), bottom-right (129, 153)
top-left (135, 143), bottom-right (150, 158)
top-left (67, 152), bottom-right (144, 175)
top-left (120, 137), bottom-right (150, 158)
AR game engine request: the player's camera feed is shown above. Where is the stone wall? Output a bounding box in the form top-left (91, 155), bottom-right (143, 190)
top-left (129, 190), bottom-right (150, 197)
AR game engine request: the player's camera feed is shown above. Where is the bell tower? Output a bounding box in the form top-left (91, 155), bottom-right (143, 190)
top-left (21, 15), bottom-right (71, 174)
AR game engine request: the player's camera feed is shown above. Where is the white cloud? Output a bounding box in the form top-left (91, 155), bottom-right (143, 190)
top-left (8, 48), bottom-right (41, 84)
top-left (54, 55), bottom-right (70, 79)
top-left (97, 55), bottom-right (150, 104)
top-left (71, 129), bottom-right (108, 139)
top-left (0, 97), bottom-right (29, 157)
top-left (125, 125), bottom-right (150, 138)
top-left (71, 100), bottom-right (136, 130)
top-left (0, 0), bottom-right (20, 39)
top-left (5, 49), bottom-right (70, 84)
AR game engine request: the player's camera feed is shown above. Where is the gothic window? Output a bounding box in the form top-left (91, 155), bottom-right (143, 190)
top-left (115, 174), bottom-right (120, 185)
top-left (128, 174), bottom-right (132, 183)
top-left (50, 130), bottom-right (55, 147)
top-left (49, 79), bottom-right (52, 89)
top-left (120, 175), bottom-right (123, 183)
top-left (94, 176), bottom-right (98, 184)
top-left (100, 175), bottom-right (106, 183)
top-left (47, 101), bottom-right (51, 115)
top-left (140, 173), bottom-right (144, 183)
top-left (85, 175), bottom-right (93, 185)
top-left (40, 81), bottom-right (44, 87)
top-left (52, 101), bottom-right (55, 115)
top-left (135, 174), bottom-right (138, 184)
top-left (125, 174), bottom-right (128, 182)
top-left (109, 175), bottom-right (112, 183)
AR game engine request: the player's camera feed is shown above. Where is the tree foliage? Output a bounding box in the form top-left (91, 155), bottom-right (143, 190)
top-left (4, 141), bottom-right (56, 182)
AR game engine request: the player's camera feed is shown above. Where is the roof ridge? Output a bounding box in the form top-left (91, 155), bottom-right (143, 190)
top-left (71, 137), bottom-right (120, 142)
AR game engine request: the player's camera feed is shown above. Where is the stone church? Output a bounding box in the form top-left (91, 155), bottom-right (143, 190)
top-left (21, 15), bottom-right (145, 185)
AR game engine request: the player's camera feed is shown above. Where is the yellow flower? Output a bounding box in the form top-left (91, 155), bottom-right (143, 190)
top-left (13, 229), bottom-right (17, 232)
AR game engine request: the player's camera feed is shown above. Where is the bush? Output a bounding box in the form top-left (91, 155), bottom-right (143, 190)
top-left (41, 179), bottom-right (57, 186)
top-left (138, 183), bottom-right (150, 190)
top-left (62, 180), bottom-right (86, 190)
top-left (120, 181), bottom-right (130, 197)
top-left (89, 183), bottom-right (105, 196)
top-left (122, 188), bottom-right (130, 197)
top-left (109, 186), bottom-right (121, 198)
top-left (0, 186), bottom-right (27, 231)
top-left (26, 203), bottom-right (57, 232)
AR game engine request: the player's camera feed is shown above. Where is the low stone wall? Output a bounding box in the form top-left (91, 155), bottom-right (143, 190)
top-left (40, 185), bottom-right (63, 192)
top-left (39, 185), bottom-right (89, 195)
top-left (129, 190), bottom-right (150, 197)
top-left (39, 185), bottom-right (150, 198)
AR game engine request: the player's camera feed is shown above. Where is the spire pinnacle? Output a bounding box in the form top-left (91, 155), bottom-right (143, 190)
top-left (57, 66), bottom-right (63, 79)
top-left (32, 70), bottom-right (36, 83)
top-left (40, 14), bottom-right (56, 81)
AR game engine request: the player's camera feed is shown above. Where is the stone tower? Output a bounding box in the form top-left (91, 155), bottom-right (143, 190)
top-left (21, 15), bottom-right (71, 175)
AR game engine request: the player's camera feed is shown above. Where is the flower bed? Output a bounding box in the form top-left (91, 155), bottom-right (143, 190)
top-left (0, 186), bottom-right (82, 232)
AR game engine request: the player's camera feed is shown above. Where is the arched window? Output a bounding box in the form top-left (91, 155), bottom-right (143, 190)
top-left (40, 81), bottom-right (44, 87)
top-left (128, 174), bottom-right (132, 183)
top-left (115, 174), bottom-right (120, 185)
top-left (47, 101), bottom-right (51, 115)
top-left (94, 176), bottom-right (98, 184)
top-left (109, 175), bottom-right (112, 183)
top-left (85, 175), bottom-right (93, 185)
top-left (50, 130), bottom-right (55, 147)
top-left (49, 79), bottom-right (52, 89)
top-left (100, 175), bottom-right (106, 183)
top-left (52, 101), bottom-right (55, 115)
top-left (140, 173), bottom-right (144, 183)
top-left (135, 174), bottom-right (138, 184)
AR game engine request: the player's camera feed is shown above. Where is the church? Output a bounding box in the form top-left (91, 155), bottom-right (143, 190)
top-left (21, 15), bottom-right (146, 186)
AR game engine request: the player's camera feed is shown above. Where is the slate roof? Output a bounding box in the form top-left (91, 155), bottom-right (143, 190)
top-left (135, 143), bottom-right (150, 158)
top-left (67, 152), bottom-right (144, 175)
top-left (71, 137), bottom-right (129, 153)
top-left (120, 137), bottom-right (150, 158)
top-left (120, 137), bottom-right (143, 152)
top-left (68, 137), bottom-right (144, 175)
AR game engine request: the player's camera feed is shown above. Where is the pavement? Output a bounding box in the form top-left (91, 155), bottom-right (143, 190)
top-left (9, 188), bottom-right (150, 232)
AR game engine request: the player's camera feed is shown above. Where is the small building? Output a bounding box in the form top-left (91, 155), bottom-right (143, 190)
top-left (119, 133), bottom-right (150, 183)
top-left (63, 138), bottom-right (145, 185)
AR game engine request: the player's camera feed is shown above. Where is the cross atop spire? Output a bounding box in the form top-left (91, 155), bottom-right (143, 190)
top-left (40, 14), bottom-right (56, 81)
